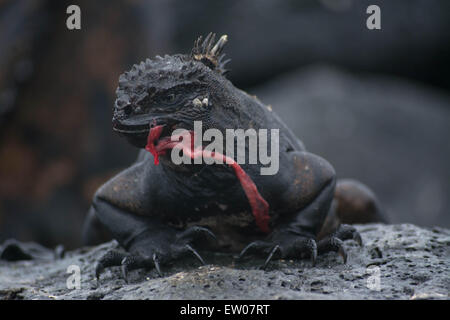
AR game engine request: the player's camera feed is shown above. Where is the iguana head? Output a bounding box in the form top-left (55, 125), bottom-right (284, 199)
top-left (112, 33), bottom-right (230, 148)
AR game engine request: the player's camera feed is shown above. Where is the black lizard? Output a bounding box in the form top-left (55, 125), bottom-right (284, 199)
top-left (81, 33), bottom-right (386, 280)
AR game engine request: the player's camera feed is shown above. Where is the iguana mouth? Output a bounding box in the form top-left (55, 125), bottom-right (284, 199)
top-left (112, 116), bottom-right (177, 148)
top-left (112, 113), bottom-right (156, 133)
top-left (145, 124), bottom-right (271, 233)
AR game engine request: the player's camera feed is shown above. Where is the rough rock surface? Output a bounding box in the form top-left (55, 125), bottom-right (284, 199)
top-left (0, 224), bottom-right (448, 300)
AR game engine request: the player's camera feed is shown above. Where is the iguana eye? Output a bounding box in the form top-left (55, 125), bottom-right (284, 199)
top-left (160, 93), bottom-right (179, 105)
top-left (167, 94), bottom-right (176, 102)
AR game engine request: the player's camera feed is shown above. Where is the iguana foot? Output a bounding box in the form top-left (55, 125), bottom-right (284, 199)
top-left (95, 226), bottom-right (216, 282)
top-left (238, 235), bottom-right (318, 269)
top-left (239, 224), bottom-right (362, 269)
top-left (317, 224), bottom-right (362, 264)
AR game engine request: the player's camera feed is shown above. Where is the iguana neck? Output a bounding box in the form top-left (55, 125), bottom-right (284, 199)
top-left (211, 87), bottom-right (267, 132)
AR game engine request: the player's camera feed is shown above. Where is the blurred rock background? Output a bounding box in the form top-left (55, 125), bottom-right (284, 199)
top-left (0, 0), bottom-right (449, 249)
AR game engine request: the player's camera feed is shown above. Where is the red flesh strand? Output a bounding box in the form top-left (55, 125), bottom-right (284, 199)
top-left (145, 124), bottom-right (164, 165)
top-left (145, 125), bottom-right (270, 233)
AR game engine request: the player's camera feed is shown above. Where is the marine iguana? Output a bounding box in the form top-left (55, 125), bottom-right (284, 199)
top-left (82, 33), bottom-right (385, 280)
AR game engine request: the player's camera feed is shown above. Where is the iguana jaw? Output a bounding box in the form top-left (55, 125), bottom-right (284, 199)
top-left (112, 115), bottom-right (179, 148)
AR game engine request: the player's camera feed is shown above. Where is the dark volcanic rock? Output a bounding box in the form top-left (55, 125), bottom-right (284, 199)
top-left (166, 0), bottom-right (450, 89)
top-left (254, 66), bottom-right (450, 228)
top-left (0, 224), bottom-right (448, 300)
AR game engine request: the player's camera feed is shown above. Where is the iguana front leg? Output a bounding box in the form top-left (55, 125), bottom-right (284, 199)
top-left (91, 198), bottom-right (216, 281)
top-left (85, 162), bottom-right (216, 281)
top-left (239, 151), bottom-right (361, 267)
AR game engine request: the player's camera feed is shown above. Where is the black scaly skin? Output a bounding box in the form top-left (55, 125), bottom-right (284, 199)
top-left (81, 33), bottom-right (385, 281)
